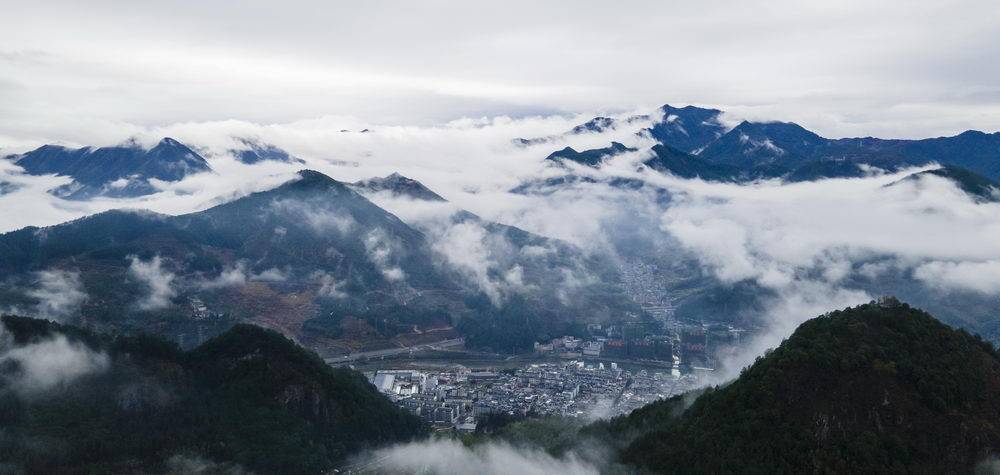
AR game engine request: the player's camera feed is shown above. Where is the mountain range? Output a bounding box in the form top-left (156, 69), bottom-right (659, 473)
top-left (537, 104), bottom-right (1000, 184)
top-left (4, 137), bottom-right (303, 199)
top-left (0, 169), bottom-right (639, 354)
top-left (6, 138), bottom-right (211, 199)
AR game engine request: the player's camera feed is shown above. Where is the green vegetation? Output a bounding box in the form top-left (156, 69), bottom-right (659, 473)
top-left (0, 315), bottom-right (426, 474)
top-left (603, 300), bottom-right (1000, 473)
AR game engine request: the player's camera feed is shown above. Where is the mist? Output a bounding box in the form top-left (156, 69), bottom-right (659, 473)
top-left (0, 323), bottom-right (109, 396)
top-left (357, 439), bottom-right (600, 475)
top-left (1, 105), bottom-right (999, 396)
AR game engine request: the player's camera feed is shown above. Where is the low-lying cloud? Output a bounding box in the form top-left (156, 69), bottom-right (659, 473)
top-left (0, 106), bottom-right (998, 394)
top-left (364, 228), bottom-right (406, 282)
top-left (0, 325), bottom-right (109, 396)
top-left (914, 259), bottom-right (1000, 294)
top-left (650, 167), bottom-right (1000, 380)
top-left (127, 255), bottom-right (177, 310)
top-left (361, 439), bottom-right (599, 475)
top-left (26, 269), bottom-right (87, 322)
top-left (198, 261), bottom-right (289, 290)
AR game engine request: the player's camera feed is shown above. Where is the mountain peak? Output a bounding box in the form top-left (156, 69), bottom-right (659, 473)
top-left (545, 142), bottom-right (636, 167)
top-left (231, 138), bottom-right (304, 164)
top-left (294, 169), bottom-right (339, 185)
top-left (351, 172), bottom-right (446, 201)
top-left (646, 104), bottom-right (728, 153)
top-left (12, 137), bottom-right (211, 199)
top-left (661, 103), bottom-right (723, 115)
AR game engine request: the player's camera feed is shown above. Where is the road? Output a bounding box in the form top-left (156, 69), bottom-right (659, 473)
top-left (324, 337), bottom-right (465, 365)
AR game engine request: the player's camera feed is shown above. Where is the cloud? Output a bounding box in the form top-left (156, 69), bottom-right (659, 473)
top-left (363, 228), bottom-right (405, 282)
top-left (198, 261), bottom-right (290, 289)
top-left (0, 325), bottom-right (109, 396)
top-left (269, 198), bottom-right (356, 235)
top-left (164, 454), bottom-right (248, 475)
top-left (429, 220), bottom-right (516, 305)
top-left (648, 167), bottom-right (1000, 380)
top-left (199, 263), bottom-right (249, 289)
top-left (127, 255), bottom-right (177, 310)
top-left (914, 260), bottom-right (1000, 294)
top-left (361, 439), bottom-right (599, 475)
top-left (26, 269), bottom-right (87, 322)
top-left (0, 78), bottom-right (997, 401)
top-left (2, 1), bottom-right (1000, 140)
top-left (310, 271), bottom-right (347, 299)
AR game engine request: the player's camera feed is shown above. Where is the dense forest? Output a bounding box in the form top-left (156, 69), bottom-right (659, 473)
top-left (0, 315), bottom-right (426, 473)
top-left (596, 300), bottom-right (1000, 473)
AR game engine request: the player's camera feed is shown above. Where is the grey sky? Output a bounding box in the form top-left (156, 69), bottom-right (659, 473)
top-left (2, 0), bottom-right (1000, 145)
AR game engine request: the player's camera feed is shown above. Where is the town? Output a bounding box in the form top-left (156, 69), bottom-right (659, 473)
top-left (365, 360), bottom-right (702, 432)
top-left (364, 315), bottom-right (747, 432)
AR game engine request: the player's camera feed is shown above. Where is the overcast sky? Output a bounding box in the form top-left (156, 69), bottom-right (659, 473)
top-left (2, 0), bottom-right (1000, 147)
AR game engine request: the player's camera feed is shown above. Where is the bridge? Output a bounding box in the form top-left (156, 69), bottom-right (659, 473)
top-left (324, 338), bottom-right (465, 365)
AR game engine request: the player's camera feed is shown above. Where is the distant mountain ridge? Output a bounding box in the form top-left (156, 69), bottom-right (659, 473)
top-left (230, 138), bottom-right (305, 165)
top-left (545, 141), bottom-right (636, 166)
top-left (534, 104), bottom-right (1000, 183)
top-left (7, 137), bottom-right (212, 199)
top-left (351, 172), bottom-right (446, 201)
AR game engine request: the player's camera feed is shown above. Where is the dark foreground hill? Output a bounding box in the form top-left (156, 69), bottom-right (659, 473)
top-left (598, 300), bottom-right (1000, 473)
top-left (0, 315), bottom-right (425, 474)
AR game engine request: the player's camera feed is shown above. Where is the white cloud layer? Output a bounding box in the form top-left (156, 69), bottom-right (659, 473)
top-left (0, 325), bottom-right (109, 396)
top-left (0, 83), bottom-right (996, 393)
top-left (363, 439), bottom-right (599, 475)
top-left (649, 168), bottom-right (1000, 381)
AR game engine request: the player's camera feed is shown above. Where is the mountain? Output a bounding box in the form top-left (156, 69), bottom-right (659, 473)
top-left (0, 170), bottom-right (639, 354)
top-left (643, 104), bottom-right (728, 153)
top-left (349, 173), bottom-right (644, 352)
top-left (699, 120), bottom-right (828, 165)
top-left (628, 105), bottom-right (1000, 182)
top-left (8, 138), bottom-right (212, 199)
top-left (508, 103), bottom-right (1000, 183)
top-left (351, 172), bottom-right (446, 201)
top-left (0, 314), bottom-right (425, 473)
top-left (0, 169), bottom-right (457, 348)
top-left (230, 139), bottom-right (305, 164)
top-left (545, 141), bottom-right (636, 166)
top-left (643, 143), bottom-right (740, 181)
top-left (694, 122), bottom-right (1000, 182)
top-left (816, 130), bottom-right (1000, 181)
top-left (570, 116), bottom-right (618, 134)
top-left (603, 299), bottom-right (1000, 473)
top-left (888, 165), bottom-right (1000, 202)
top-left (513, 113), bottom-right (649, 146)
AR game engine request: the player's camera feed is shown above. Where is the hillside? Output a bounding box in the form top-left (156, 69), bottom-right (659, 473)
top-left (603, 300), bottom-right (1000, 473)
top-left (0, 170), bottom-right (639, 354)
top-left (0, 315), bottom-right (426, 473)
